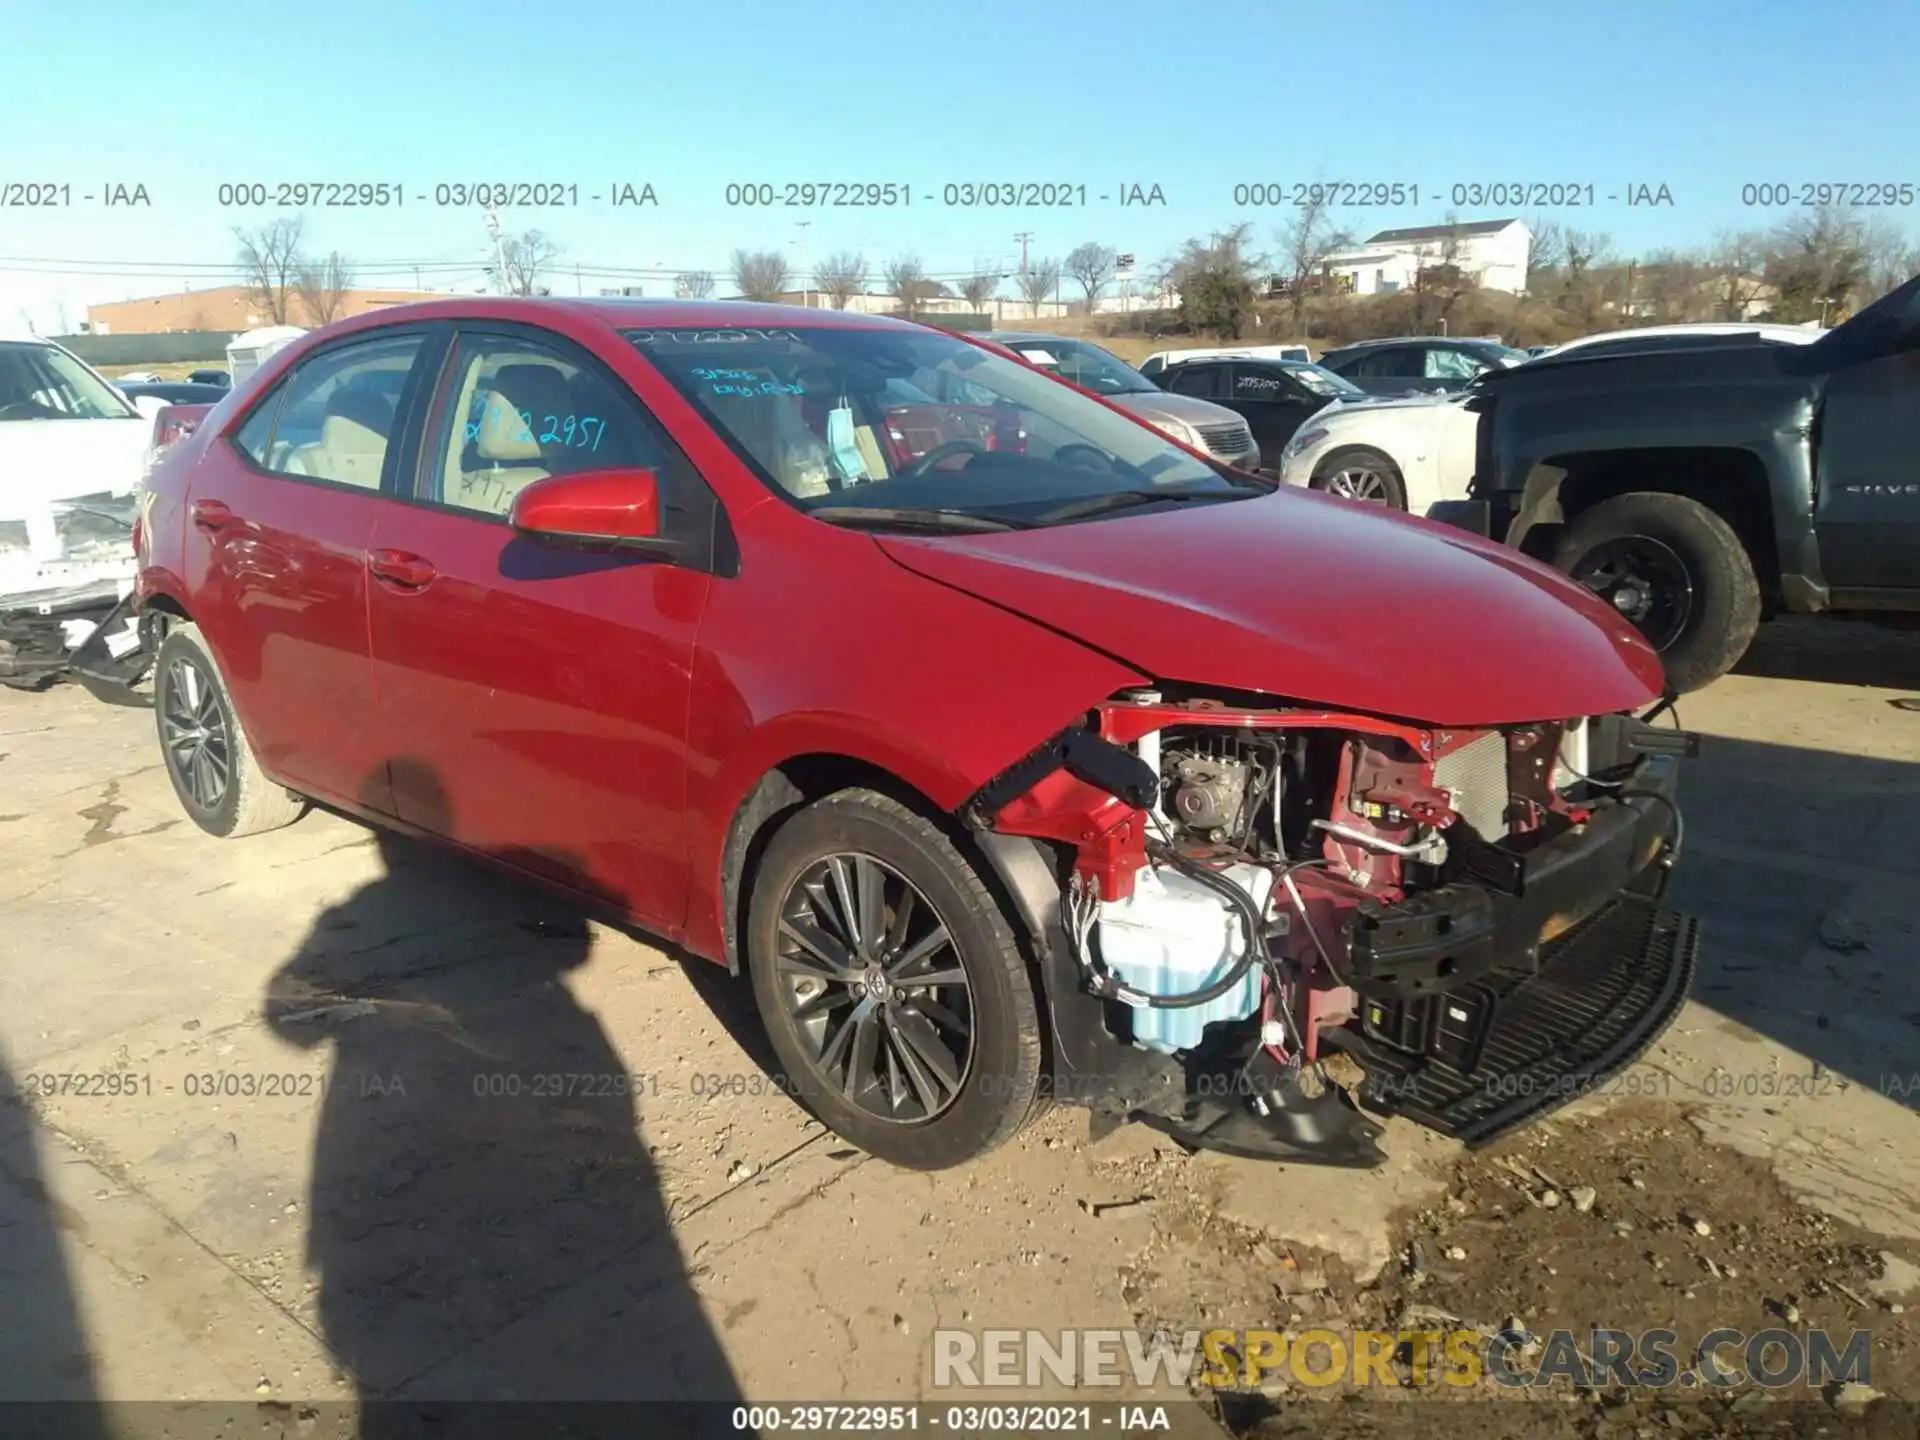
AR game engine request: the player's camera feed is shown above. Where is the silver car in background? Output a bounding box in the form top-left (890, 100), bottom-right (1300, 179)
top-left (982, 332), bottom-right (1263, 471)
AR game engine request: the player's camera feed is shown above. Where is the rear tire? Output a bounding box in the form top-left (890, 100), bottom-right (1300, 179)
top-left (1553, 492), bottom-right (1761, 693)
top-left (1310, 446), bottom-right (1407, 509)
top-left (153, 622), bottom-right (307, 838)
top-left (745, 788), bottom-right (1043, 1169)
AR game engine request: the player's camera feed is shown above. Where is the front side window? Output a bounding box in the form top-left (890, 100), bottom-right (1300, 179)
top-left (428, 333), bottom-right (669, 518)
top-left (625, 325), bottom-right (1256, 528)
top-left (249, 334), bottom-right (424, 488)
top-left (0, 342), bottom-right (137, 422)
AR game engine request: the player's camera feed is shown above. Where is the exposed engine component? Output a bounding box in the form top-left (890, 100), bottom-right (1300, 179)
top-left (1166, 753), bottom-right (1251, 838)
top-left (971, 692), bottom-right (1694, 1167)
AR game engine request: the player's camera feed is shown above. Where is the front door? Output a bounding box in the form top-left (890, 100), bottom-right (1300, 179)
top-left (363, 324), bottom-right (719, 929)
top-left (1813, 348), bottom-right (1920, 592)
top-left (1225, 364), bottom-right (1324, 455)
top-left (183, 328), bottom-right (437, 808)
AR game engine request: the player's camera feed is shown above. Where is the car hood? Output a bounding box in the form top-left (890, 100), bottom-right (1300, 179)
top-left (877, 487), bottom-right (1664, 727)
top-left (1106, 391), bottom-right (1243, 427)
top-left (1324, 390), bottom-right (1469, 414)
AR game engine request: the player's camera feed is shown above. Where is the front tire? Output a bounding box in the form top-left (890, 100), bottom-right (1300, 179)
top-left (1310, 446), bottom-right (1407, 508)
top-left (745, 789), bottom-right (1043, 1169)
top-left (1553, 492), bottom-right (1761, 693)
top-left (153, 622), bottom-right (307, 838)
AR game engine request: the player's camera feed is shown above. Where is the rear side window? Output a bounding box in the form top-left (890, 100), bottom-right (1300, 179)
top-left (236, 334), bottom-right (425, 488)
top-left (1166, 364), bottom-right (1224, 399)
top-left (1353, 347), bottom-right (1422, 379)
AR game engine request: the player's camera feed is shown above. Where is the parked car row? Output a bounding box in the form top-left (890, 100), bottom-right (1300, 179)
top-left (66, 295), bottom-right (1697, 1180)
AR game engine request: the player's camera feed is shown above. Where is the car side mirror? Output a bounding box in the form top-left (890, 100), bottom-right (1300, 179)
top-left (509, 467), bottom-right (678, 558)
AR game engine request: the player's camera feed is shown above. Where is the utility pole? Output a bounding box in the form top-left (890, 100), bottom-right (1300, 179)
top-left (1013, 231), bottom-right (1033, 284)
top-left (485, 205), bottom-right (508, 294)
top-left (796, 221), bottom-right (812, 308)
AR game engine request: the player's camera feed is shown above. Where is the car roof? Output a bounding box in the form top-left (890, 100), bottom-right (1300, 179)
top-left (310, 296), bottom-right (935, 337)
top-left (1325, 335), bottom-right (1493, 352)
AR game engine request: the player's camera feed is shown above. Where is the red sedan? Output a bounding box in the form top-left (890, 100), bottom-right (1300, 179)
top-left (124, 298), bottom-right (1698, 1169)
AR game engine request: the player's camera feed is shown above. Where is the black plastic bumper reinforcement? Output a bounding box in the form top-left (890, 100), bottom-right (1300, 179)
top-left (1336, 894), bottom-right (1698, 1146)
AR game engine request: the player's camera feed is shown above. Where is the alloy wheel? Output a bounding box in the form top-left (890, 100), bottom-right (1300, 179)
top-left (775, 853), bottom-right (975, 1123)
top-left (1322, 467), bottom-right (1392, 503)
top-left (160, 653), bottom-right (232, 811)
top-left (1570, 535), bottom-right (1695, 652)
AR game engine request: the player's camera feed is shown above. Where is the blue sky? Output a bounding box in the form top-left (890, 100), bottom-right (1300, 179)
top-left (2, 0), bottom-right (1915, 328)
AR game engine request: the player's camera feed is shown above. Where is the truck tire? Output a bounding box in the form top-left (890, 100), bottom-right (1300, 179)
top-left (1554, 492), bottom-right (1761, 693)
top-left (153, 622), bottom-right (308, 838)
top-left (745, 788), bottom-right (1044, 1170)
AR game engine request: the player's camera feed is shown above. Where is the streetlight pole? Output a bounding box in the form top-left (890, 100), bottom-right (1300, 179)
top-left (796, 221), bottom-right (812, 308)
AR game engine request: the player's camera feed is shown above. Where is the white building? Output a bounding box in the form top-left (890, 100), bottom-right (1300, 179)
top-left (1323, 219), bottom-right (1533, 298)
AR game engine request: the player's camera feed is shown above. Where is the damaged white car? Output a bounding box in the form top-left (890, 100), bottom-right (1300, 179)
top-left (0, 336), bottom-right (170, 690)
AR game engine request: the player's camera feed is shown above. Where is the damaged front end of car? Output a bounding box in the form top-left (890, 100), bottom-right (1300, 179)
top-left (965, 689), bottom-right (1701, 1167)
top-left (0, 495), bottom-right (144, 695)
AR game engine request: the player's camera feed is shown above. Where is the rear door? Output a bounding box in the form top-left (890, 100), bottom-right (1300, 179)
top-left (1226, 363), bottom-right (1324, 455)
top-left (185, 327), bottom-right (441, 809)
top-left (362, 322), bottom-right (720, 928)
top-left (1813, 348), bottom-right (1920, 591)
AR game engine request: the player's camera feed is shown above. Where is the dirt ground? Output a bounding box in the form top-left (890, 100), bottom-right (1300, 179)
top-left (3, 616), bottom-right (1919, 1437)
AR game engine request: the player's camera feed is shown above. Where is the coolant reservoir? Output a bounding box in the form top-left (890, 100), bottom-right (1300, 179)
top-left (1095, 862), bottom-right (1274, 1055)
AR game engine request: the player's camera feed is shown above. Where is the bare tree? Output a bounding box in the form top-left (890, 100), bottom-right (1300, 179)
top-left (1862, 215), bottom-right (1920, 302)
top-left (489, 229), bottom-right (563, 297)
top-left (959, 271), bottom-right (1000, 313)
top-left (816, 251), bottom-right (869, 309)
top-left (1274, 193), bottom-right (1353, 333)
top-left (1705, 229), bottom-right (1769, 321)
top-left (235, 217), bottom-right (308, 326)
top-left (1064, 242), bottom-right (1116, 314)
top-left (674, 270), bottom-right (716, 299)
top-left (296, 250), bottom-right (355, 326)
top-left (883, 254), bottom-right (938, 318)
top-left (1764, 206), bottom-right (1872, 322)
top-left (1163, 224), bottom-right (1264, 337)
top-left (731, 249), bottom-right (790, 302)
top-left (1018, 259), bottom-right (1060, 317)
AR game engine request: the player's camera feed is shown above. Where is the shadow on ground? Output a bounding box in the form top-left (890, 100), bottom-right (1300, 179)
top-left (258, 759), bottom-right (744, 1437)
top-left (0, 1042), bottom-right (112, 1438)
top-left (1734, 614), bottom-right (1920, 691)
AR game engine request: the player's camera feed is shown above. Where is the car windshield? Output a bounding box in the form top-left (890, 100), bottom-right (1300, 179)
top-left (1472, 343), bottom-right (1532, 367)
top-left (994, 338), bottom-right (1159, 396)
top-left (625, 325), bottom-right (1254, 527)
top-left (0, 342), bottom-right (138, 422)
top-left (1283, 363), bottom-right (1367, 399)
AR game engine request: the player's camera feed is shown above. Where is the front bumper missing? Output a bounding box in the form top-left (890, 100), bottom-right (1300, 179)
top-left (1341, 754), bottom-right (1683, 1000)
top-left (1337, 892), bottom-right (1698, 1145)
top-left (64, 593), bottom-right (156, 706)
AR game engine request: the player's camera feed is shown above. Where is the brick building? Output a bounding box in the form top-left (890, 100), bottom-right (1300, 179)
top-left (87, 285), bottom-right (451, 335)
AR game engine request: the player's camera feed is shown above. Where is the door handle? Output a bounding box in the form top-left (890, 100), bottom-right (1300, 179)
top-left (190, 499), bottom-right (234, 531)
top-left (368, 548), bottom-right (438, 590)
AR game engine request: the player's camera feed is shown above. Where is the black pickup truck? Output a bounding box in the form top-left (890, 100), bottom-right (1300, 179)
top-left (1435, 274), bottom-right (1920, 691)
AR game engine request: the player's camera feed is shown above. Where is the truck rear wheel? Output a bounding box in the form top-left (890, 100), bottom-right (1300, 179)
top-left (1554, 492), bottom-right (1760, 693)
